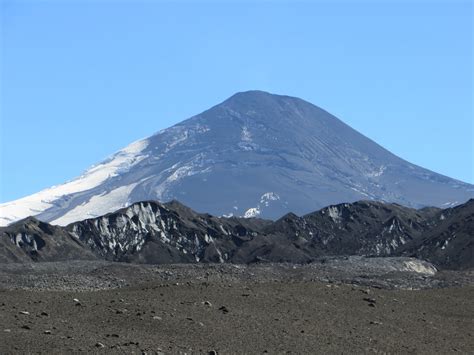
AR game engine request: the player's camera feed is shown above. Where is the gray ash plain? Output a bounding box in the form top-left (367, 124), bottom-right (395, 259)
top-left (0, 258), bottom-right (473, 354)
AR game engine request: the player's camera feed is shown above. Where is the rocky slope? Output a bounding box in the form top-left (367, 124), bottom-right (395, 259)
top-left (1, 91), bottom-right (472, 226)
top-left (0, 199), bottom-right (472, 269)
top-left (0, 218), bottom-right (96, 263)
top-left (397, 199), bottom-right (474, 269)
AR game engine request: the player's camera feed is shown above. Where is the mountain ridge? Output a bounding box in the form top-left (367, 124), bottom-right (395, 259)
top-left (1, 198), bottom-right (472, 270)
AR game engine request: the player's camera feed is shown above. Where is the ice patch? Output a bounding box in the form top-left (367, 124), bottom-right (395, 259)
top-left (168, 165), bottom-right (195, 182)
top-left (166, 128), bottom-right (189, 151)
top-left (162, 124), bottom-right (209, 152)
top-left (367, 165), bottom-right (386, 178)
top-left (260, 192), bottom-right (280, 206)
top-left (219, 225), bottom-right (229, 235)
top-left (204, 234), bottom-right (213, 244)
top-left (241, 126), bottom-right (252, 142)
top-left (154, 156), bottom-right (212, 199)
top-left (238, 125), bottom-right (259, 151)
top-left (441, 240), bottom-right (449, 250)
top-left (244, 207), bottom-right (261, 218)
top-left (402, 260), bottom-right (437, 275)
top-left (387, 219), bottom-right (401, 233)
top-left (327, 206), bottom-right (341, 222)
top-left (242, 192), bottom-right (280, 218)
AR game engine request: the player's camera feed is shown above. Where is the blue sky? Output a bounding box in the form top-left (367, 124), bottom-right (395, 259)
top-left (1, 0), bottom-right (472, 202)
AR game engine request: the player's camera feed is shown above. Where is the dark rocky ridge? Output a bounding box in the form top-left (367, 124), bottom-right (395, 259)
top-left (396, 199), bottom-right (474, 269)
top-left (0, 217), bottom-right (96, 263)
top-left (1, 199), bottom-right (472, 270)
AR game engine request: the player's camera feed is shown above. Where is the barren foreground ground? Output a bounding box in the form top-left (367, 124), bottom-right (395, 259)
top-left (0, 259), bottom-right (473, 354)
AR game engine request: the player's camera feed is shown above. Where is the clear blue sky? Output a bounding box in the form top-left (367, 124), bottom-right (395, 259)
top-left (1, 0), bottom-right (472, 202)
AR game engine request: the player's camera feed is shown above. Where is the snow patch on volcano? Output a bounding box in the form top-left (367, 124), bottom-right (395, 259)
top-left (244, 207), bottom-right (261, 218)
top-left (260, 192), bottom-right (280, 206)
top-left (0, 139), bottom-right (149, 226)
top-left (51, 183), bottom-right (140, 226)
top-left (243, 192), bottom-right (280, 218)
top-left (154, 155), bottom-right (212, 199)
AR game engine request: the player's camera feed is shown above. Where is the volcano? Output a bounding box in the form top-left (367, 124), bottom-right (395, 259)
top-left (1, 90), bottom-right (472, 226)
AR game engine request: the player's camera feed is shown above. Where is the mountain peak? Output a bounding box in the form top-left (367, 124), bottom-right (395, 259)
top-left (222, 90), bottom-right (303, 108)
top-left (231, 89), bottom-right (272, 96)
top-left (228, 90), bottom-right (280, 99)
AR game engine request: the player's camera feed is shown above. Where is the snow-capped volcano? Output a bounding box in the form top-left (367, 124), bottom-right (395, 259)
top-left (1, 90), bottom-right (473, 226)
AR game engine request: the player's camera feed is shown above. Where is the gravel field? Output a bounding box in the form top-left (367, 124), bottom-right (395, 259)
top-left (0, 259), bottom-right (473, 354)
